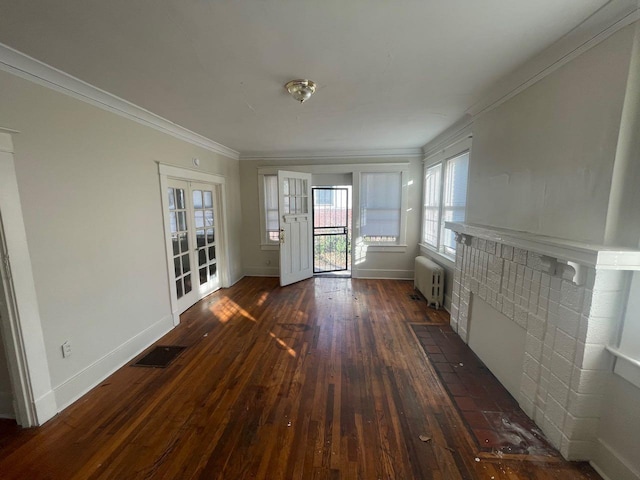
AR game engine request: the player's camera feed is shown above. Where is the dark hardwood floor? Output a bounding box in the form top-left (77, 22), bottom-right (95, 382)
top-left (0, 277), bottom-right (601, 479)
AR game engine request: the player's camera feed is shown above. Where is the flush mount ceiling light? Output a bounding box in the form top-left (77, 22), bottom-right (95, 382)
top-left (285, 79), bottom-right (317, 103)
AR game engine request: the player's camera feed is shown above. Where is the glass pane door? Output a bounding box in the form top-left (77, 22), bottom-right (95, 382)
top-left (191, 183), bottom-right (219, 293)
top-left (167, 179), bottom-right (195, 310)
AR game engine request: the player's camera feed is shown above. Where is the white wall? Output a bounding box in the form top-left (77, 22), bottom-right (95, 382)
top-left (0, 69), bottom-right (243, 411)
top-left (239, 157), bottom-right (422, 279)
top-left (423, 22), bottom-right (640, 480)
top-left (467, 24), bottom-right (634, 244)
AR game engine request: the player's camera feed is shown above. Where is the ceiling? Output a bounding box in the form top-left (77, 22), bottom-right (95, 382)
top-left (0, 1), bottom-right (633, 157)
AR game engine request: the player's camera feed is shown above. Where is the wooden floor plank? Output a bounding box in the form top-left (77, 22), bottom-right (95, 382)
top-left (0, 277), bottom-right (602, 479)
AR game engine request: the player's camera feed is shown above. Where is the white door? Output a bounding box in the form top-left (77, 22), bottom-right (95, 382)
top-left (190, 182), bottom-right (220, 297)
top-left (166, 180), bottom-right (221, 314)
top-left (278, 170), bottom-right (313, 286)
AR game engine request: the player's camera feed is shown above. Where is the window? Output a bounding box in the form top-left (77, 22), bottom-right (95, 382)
top-left (421, 151), bottom-right (469, 257)
top-left (263, 174), bottom-right (279, 244)
top-left (360, 172), bottom-right (402, 243)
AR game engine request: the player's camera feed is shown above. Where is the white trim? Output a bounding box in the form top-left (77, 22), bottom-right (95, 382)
top-left (0, 131), bottom-right (56, 426)
top-left (0, 43), bottom-right (239, 160)
top-left (364, 245), bottom-right (408, 253)
top-left (423, 120), bottom-right (474, 160)
top-left (592, 438), bottom-right (640, 480)
top-left (446, 222), bottom-right (640, 270)
top-left (0, 391), bottom-right (14, 419)
top-left (466, 2), bottom-right (640, 118)
top-left (354, 268), bottom-right (413, 280)
top-left (423, 3), bottom-right (640, 155)
top-left (158, 163), bottom-right (226, 185)
top-left (243, 266), bottom-right (280, 277)
top-left (257, 162), bottom-right (410, 176)
top-left (608, 346), bottom-right (640, 389)
top-left (54, 314), bottom-right (174, 411)
top-left (242, 148), bottom-right (423, 161)
top-left (419, 244), bottom-right (456, 270)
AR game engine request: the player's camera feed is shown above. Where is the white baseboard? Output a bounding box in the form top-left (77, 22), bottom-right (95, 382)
top-left (591, 438), bottom-right (640, 480)
top-left (244, 266), bottom-right (279, 277)
top-left (34, 388), bottom-right (57, 425)
top-left (0, 391), bottom-right (14, 419)
top-left (53, 314), bottom-right (174, 412)
top-left (354, 268), bottom-right (413, 280)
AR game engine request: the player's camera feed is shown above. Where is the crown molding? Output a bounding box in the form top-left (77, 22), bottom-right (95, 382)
top-left (0, 43), bottom-right (239, 160)
top-left (423, 0), bottom-right (640, 154)
top-left (240, 147), bottom-right (423, 161)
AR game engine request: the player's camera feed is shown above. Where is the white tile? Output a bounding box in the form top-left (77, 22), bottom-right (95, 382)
top-left (550, 352), bottom-right (573, 384)
top-left (543, 416), bottom-right (563, 448)
top-left (574, 342), bottom-right (614, 371)
top-left (557, 305), bottom-right (580, 337)
top-left (570, 368), bottom-right (609, 394)
top-left (548, 373), bottom-right (570, 405)
top-left (527, 313), bottom-right (546, 340)
top-left (554, 329), bottom-right (577, 361)
top-left (567, 390), bottom-right (603, 418)
top-left (593, 270), bottom-right (629, 293)
top-left (563, 413), bottom-right (599, 441)
top-left (514, 247), bottom-right (528, 265)
top-left (525, 333), bottom-right (543, 360)
top-left (545, 395), bottom-right (567, 429)
top-left (560, 281), bottom-right (584, 313)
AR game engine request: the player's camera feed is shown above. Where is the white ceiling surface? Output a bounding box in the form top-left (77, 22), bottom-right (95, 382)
top-left (0, 1), bottom-right (628, 157)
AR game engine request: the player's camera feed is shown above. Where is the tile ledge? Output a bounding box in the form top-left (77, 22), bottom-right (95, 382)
top-left (445, 222), bottom-right (640, 270)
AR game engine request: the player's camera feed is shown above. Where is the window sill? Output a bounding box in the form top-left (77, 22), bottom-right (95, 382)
top-left (260, 244), bottom-right (279, 251)
top-left (418, 243), bottom-right (456, 269)
top-left (362, 244), bottom-right (408, 253)
top-left (607, 346), bottom-right (640, 390)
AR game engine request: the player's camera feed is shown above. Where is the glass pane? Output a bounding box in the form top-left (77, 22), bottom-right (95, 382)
top-left (174, 257), bottom-right (181, 277)
top-left (208, 246), bottom-right (216, 261)
top-left (209, 264), bottom-right (217, 277)
top-left (184, 274), bottom-right (192, 294)
top-left (181, 253), bottom-right (190, 274)
top-left (193, 190), bottom-right (203, 209)
top-left (283, 178), bottom-right (289, 195)
top-left (204, 191), bottom-right (213, 208)
top-left (205, 210), bottom-right (214, 226)
top-left (170, 212), bottom-right (177, 233)
top-left (195, 211), bottom-right (204, 228)
top-left (199, 267), bottom-right (207, 285)
top-left (177, 211), bottom-right (187, 232)
top-left (176, 279), bottom-right (183, 299)
top-left (168, 188), bottom-right (175, 210)
top-left (196, 229), bottom-right (206, 248)
top-left (172, 234), bottom-right (179, 256)
top-left (176, 189), bottom-right (185, 209)
top-left (206, 229), bottom-right (214, 244)
top-left (198, 249), bottom-right (206, 266)
top-left (283, 196), bottom-right (290, 215)
top-left (179, 233), bottom-right (189, 253)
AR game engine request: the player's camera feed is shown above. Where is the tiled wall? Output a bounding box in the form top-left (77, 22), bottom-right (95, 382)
top-left (449, 234), bottom-right (628, 460)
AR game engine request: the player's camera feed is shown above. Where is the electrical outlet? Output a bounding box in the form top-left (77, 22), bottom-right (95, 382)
top-left (62, 341), bottom-right (72, 358)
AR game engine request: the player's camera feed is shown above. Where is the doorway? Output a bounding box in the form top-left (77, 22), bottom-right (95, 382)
top-left (312, 186), bottom-right (351, 275)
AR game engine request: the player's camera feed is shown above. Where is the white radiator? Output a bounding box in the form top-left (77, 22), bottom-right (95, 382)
top-left (414, 256), bottom-right (444, 309)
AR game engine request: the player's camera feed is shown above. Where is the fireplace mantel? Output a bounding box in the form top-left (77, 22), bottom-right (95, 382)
top-left (444, 221), bottom-right (636, 461)
top-left (446, 222), bottom-right (640, 270)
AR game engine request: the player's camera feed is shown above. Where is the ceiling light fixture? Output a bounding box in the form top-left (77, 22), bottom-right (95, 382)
top-left (285, 79), bottom-right (317, 103)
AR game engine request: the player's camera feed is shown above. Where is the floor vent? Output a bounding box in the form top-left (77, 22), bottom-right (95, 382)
top-left (409, 294), bottom-right (422, 301)
top-left (132, 346), bottom-right (186, 368)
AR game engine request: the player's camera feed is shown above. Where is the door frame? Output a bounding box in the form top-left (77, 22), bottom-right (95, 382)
top-left (158, 163), bottom-right (231, 325)
top-left (0, 129), bottom-right (57, 427)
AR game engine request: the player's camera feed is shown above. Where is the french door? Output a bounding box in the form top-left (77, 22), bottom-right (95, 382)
top-left (166, 179), bottom-right (220, 314)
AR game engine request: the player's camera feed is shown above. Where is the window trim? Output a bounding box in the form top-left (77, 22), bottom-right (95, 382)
top-left (258, 173), bottom-right (279, 250)
top-left (359, 170), bottom-right (407, 247)
top-left (420, 137), bottom-right (471, 261)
